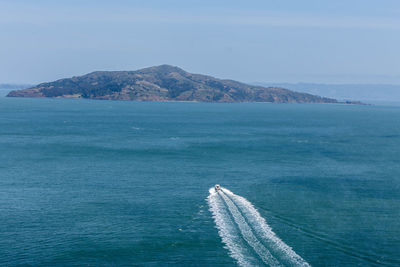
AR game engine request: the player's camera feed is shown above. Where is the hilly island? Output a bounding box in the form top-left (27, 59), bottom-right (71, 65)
top-left (7, 65), bottom-right (357, 104)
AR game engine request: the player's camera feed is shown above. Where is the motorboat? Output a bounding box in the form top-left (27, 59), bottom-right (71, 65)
top-left (215, 184), bottom-right (221, 191)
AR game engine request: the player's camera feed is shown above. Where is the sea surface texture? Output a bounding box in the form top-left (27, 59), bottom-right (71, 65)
top-left (0, 97), bottom-right (399, 266)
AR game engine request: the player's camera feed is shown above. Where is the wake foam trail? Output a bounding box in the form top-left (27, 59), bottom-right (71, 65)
top-left (219, 190), bottom-right (282, 266)
top-left (223, 188), bottom-right (310, 266)
top-left (208, 188), bottom-right (260, 266)
top-left (208, 187), bottom-right (310, 267)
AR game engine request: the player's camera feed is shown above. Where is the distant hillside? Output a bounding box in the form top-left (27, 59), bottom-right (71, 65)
top-left (7, 65), bottom-right (356, 104)
top-left (254, 82), bottom-right (400, 103)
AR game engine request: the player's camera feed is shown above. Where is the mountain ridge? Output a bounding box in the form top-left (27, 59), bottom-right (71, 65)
top-left (7, 65), bottom-right (359, 104)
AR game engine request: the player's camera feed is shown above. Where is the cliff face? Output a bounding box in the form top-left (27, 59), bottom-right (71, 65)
top-left (7, 65), bottom-right (339, 103)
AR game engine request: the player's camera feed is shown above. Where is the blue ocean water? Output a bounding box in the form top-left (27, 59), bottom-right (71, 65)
top-left (0, 96), bottom-right (399, 266)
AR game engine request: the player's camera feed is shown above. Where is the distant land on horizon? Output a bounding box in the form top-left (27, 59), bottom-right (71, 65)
top-left (0, 83), bottom-right (34, 90)
top-left (6, 65), bottom-right (361, 104)
top-left (254, 82), bottom-right (400, 103)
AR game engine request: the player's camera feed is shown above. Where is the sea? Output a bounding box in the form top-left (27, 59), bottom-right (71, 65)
top-left (0, 93), bottom-right (399, 266)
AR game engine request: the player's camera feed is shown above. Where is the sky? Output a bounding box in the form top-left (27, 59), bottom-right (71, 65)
top-left (1, 0), bottom-right (400, 84)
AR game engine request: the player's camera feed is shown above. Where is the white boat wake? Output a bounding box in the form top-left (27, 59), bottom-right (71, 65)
top-left (208, 187), bottom-right (310, 266)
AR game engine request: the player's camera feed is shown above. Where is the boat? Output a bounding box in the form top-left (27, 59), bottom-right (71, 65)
top-left (215, 184), bottom-right (221, 191)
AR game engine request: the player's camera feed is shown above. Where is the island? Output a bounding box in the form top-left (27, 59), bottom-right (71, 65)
top-left (7, 65), bottom-right (358, 104)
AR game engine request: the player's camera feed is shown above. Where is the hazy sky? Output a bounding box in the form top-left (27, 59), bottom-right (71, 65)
top-left (1, 0), bottom-right (400, 84)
